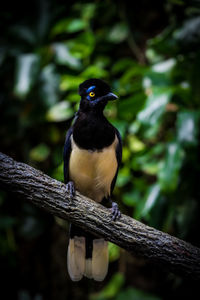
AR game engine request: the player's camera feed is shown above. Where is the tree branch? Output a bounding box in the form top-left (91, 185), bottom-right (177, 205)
top-left (0, 152), bottom-right (200, 279)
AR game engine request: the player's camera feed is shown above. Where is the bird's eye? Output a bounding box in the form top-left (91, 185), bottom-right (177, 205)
top-left (89, 91), bottom-right (95, 97)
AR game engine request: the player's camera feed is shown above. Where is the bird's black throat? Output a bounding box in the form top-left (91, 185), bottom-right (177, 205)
top-left (72, 111), bottom-right (116, 150)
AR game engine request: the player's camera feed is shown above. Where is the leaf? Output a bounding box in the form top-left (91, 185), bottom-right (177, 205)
top-left (145, 48), bottom-right (164, 64)
top-left (80, 65), bottom-right (108, 78)
top-left (46, 101), bottom-right (73, 122)
top-left (60, 75), bottom-right (84, 91)
top-left (40, 64), bottom-right (60, 106)
top-left (51, 18), bottom-right (87, 36)
top-left (116, 287), bottom-right (161, 300)
top-left (110, 120), bottom-right (127, 139)
top-left (67, 32), bottom-right (95, 59)
top-left (135, 144), bottom-right (164, 175)
top-left (51, 163), bottom-right (63, 182)
top-left (152, 58), bottom-right (176, 73)
top-left (158, 142), bottom-right (185, 192)
top-left (106, 23), bottom-right (128, 43)
top-left (128, 135), bottom-right (146, 152)
top-left (176, 110), bottom-right (200, 146)
top-left (123, 190), bottom-right (140, 207)
top-left (90, 273), bottom-right (124, 300)
top-left (137, 88), bottom-right (172, 126)
top-left (116, 167), bottom-right (130, 187)
top-left (145, 59), bottom-right (176, 87)
top-left (118, 94), bottom-right (146, 121)
top-left (112, 58), bottom-right (135, 74)
top-left (141, 184), bottom-right (161, 217)
top-left (66, 19), bottom-right (87, 33)
top-left (108, 242), bottom-right (120, 262)
top-left (53, 43), bottom-right (81, 70)
top-left (14, 54), bottom-right (40, 99)
top-left (29, 143), bottom-right (50, 162)
top-left (80, 3), bottom-right (96, 20)
top-left (175, 16), bottom-right (200, 47)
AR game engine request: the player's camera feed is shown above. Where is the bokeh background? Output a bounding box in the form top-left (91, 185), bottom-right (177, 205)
top-left (1, 0), bottom-right (200, 299)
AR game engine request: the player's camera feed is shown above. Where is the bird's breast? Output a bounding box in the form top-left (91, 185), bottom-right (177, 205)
top-left (69, 135), bottom-right (118, 202)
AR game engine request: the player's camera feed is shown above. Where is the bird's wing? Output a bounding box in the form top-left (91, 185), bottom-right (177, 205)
top-left (63, 127), bottom-right (73, 183)
top-left (110, 129), bottom-right (122, 194)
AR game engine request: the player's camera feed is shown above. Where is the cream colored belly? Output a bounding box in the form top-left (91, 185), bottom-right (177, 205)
top-left (69, 136), bottom-right (118, 202)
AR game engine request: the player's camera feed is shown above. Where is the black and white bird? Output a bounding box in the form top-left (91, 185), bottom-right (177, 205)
top-left (63, 78), bottom-right (122, 281)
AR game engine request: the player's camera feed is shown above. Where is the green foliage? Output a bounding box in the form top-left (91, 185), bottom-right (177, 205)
top-left (1, 0), bottom-right (200, 299)
top-left (90, 273), bottom-right (125, 300)
top-left (116, 287), bottom-right (161, 300)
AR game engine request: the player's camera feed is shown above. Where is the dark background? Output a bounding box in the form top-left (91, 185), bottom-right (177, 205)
top-left (1, 0), bottom-right (200, 299)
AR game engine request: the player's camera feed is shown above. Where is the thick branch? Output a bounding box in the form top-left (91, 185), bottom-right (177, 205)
top-left (0, 152), bottom-right (200, 279)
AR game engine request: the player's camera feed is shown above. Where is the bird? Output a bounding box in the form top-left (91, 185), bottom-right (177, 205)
top-left (63, 78), bottom-right (122, 281)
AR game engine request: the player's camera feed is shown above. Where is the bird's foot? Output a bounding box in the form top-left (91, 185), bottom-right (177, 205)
top-left (110, 202), bottom-right (121, 221)
top-left (66, 181), bottom-right (75, 199)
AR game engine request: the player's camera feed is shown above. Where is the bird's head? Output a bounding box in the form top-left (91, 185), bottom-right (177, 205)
top-left (78, 78), bottom-right (118, 112)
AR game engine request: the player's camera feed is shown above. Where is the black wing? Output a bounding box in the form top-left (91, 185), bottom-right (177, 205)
top-left (110, 128), bottom-right (122, 194)
top-left (63, 127), bottom-right (73, 183)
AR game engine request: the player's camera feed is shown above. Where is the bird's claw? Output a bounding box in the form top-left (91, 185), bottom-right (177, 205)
top-left (66, 181), bottom-right (75, 198)
top-left (110, 202), bottom-right (121, 221)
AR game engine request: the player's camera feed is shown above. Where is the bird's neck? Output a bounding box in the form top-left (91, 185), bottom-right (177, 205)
top-left (72, 110), bottom-right (115, 150)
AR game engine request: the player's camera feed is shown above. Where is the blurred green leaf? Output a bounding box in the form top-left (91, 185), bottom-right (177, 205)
top-left (81, 65), bottom-right (108, 79)
top-left (80, 3), bottom-right (96, 20)
top-left (116, 167), bottom-right (130, 187)
top-left (14, 54), bottom-right (40, 99)
top-left (152, 59), bottom-right (176, 73)
top-left (107, 23), bottom-right (128, 43)
top-left (67, 32), bottom-right (95, 59)
top-left (66, 19), bottom-right (87, 33)
top-left (60, 74), bottom-right (84, 91)
top-left (137, 88), bottom-right (172, 125)
top-left (40, 64), bottom-right (60, 106)
top-left (46, 101), bottom-right (73, 122)
top-left (51, 18), bottom-right (87, 36)
top-left (110, 120), bottom-right (127, 139)
top-left (29, 143), bottom-right (50, 162)
top-left (128, 135), bottom-right (146, 152)
top-left (175, 16), bottom-right (200, 47)
top-left (90, 273), bottom-right (124, 300)
top-left (134, 144), bottom-right (164, 175)
top-left (145, 48), bottom-right (164, 64)
top-left (51, 163), bottom-right (63, 182)
top-left (116, 287), bottom-right (161, 300)
top-left (176, 110), bottom-right (200, 146)
top-left (158, 142), bottom-right (185, 192)
top-left (118, 94), bottom-right (146, 121)
top-left (108, 242), bottom-right (120, 262)
top-left (112, 58), bottom-right (135, 74)
top-left (141, 184), bottom-right (161, 217)
top-left (53, 43), bottom-right (81, 69)
top-left (123, 190), bottom-right (140, 207)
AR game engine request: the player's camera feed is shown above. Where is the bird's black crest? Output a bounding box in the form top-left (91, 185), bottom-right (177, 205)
top-left (78, 78), bottom-right (110, 96)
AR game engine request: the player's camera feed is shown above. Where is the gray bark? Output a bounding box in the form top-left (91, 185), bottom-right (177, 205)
top-left (0, 151), bottom-right (200, 279)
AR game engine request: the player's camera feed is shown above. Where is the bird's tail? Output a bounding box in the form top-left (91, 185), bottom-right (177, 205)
top-left (67, 224), bottom-right (108, 281)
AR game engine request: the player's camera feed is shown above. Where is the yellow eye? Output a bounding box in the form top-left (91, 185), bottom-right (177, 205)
top-left (89, 91), bottom-right (95, 97)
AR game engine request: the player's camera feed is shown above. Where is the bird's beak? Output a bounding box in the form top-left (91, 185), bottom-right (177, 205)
top-left (101, 92), bottom-right (118, 102)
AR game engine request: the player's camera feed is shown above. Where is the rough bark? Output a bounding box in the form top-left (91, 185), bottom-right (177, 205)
top-left (0, 151), bottom-right (200, 279)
